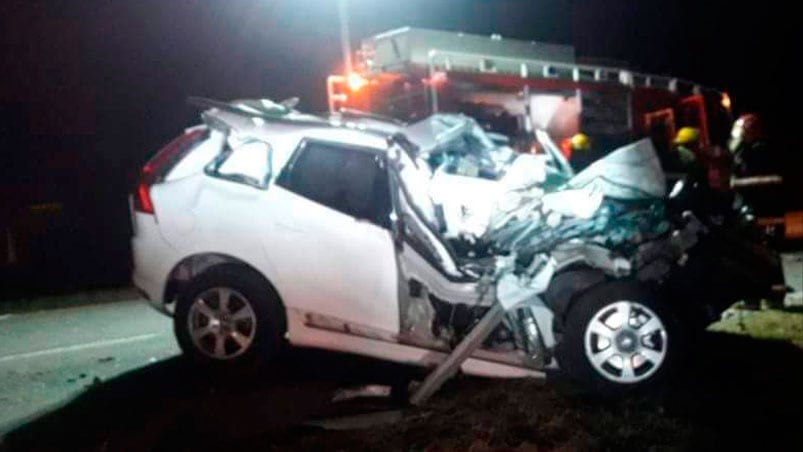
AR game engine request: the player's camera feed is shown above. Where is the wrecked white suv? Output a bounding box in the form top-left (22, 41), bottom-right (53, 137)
top-left (132, 98), bottom-right (782, 392)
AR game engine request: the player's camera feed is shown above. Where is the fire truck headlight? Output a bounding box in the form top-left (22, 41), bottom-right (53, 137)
top-left (721, 92), bottom-right (732, 110)
top-left (347, 73), bottom-right (367, 92)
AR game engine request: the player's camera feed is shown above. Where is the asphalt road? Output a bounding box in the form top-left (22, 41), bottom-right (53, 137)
top-left (0, 299), bottom-right (413, 450)
top-left (0, 300), bottom-right (180, 434)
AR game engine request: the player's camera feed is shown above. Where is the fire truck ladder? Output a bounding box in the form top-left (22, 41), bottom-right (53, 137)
top-left (424, 48), bottom-right (713, 112)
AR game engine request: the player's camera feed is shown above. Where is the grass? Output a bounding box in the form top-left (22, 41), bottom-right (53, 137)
top-left (709, 307), bottom-right (803, 347)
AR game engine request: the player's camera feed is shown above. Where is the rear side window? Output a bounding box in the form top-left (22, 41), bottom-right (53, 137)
top-left (278, 141), bottom-right (391, 227)
top-left (206, 139), bottom-right (272, 189)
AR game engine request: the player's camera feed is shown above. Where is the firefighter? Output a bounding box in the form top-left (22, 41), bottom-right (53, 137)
top-left (728, 113), bottom-right (771, 177)
top-left (672, 127), bottom-right (701, 169)
top-left (728, 113), bottom-right (784, 222)
top-left (568, 133), bottom-right (595, 171)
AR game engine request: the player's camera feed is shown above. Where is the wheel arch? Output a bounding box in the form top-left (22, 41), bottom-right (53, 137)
top-left (543, 266), bottom-right (608, 332)
top-left (164, 252), bottom-right (287, 334)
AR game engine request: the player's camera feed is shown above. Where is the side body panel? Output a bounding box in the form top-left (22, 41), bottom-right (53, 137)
top-left (262, 185), bottom-right (400, 335)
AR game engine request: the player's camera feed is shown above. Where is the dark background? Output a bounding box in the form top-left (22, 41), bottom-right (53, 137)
top-left (1, 0), bottom-right (800, 296)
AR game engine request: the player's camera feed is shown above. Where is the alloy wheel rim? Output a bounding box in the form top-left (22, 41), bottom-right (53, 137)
top-left (188, 287), bottom-right (257, 360)
top-left (583, 300), bottom-right (668, 384)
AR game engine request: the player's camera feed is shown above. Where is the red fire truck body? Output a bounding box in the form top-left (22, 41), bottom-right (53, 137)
top-left (327, 27), bottom-right (733, 157)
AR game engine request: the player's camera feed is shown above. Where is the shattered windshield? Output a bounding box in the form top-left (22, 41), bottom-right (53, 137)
top-left (404, 114), bottom-right (508, 180)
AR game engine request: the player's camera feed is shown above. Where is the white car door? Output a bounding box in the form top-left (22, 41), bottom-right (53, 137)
top-left (262, 139), bottom-right (400, 335)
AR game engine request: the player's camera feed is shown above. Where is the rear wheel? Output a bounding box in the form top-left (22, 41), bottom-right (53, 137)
top-left (556, 282), bottom-right (680, 392)
top-left (174, 265), bottom-right (284, 368)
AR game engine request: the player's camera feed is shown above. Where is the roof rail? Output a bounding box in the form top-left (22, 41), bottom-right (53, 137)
top-left (187, 97), bottom-right (330, 127)
top-left (334, 108), bottom-right (407, 125)
top-left (188, 97), bottom-right (401, 140)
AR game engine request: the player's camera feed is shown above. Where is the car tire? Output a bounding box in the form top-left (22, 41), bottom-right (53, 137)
top-left (555, 281), bottom-right (682, 393)
top-left (174, 264), bottom-right (284, 369)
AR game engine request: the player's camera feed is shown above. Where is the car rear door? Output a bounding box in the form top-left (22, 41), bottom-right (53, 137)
top-left (263, 139), bottom-right (399, 335)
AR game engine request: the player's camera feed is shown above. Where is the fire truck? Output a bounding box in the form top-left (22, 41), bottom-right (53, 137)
top-left (326, 27), bottom-right (803, 241)
top-left (327, 27), bottom-right (733, 156)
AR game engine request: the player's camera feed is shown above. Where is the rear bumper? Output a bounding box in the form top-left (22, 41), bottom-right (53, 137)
top-left (131, 212), bottom-right (177, 316)
top-left (133, 265), bottom-right (168, 314)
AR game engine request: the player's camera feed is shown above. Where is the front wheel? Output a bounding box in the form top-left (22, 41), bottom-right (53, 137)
top-left (556, 282), bottom-right (681, 392)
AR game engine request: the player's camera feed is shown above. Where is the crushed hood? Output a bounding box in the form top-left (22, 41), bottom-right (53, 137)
top-left (567, 138), bottom-right (666, 200)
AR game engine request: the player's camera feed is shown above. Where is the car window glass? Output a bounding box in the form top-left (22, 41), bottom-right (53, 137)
top-left (210, 140), bottom-right (272, 188)
top-left (282, 141), bottom-right (390, 225)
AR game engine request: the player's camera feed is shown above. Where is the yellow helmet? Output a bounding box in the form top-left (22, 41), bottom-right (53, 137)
top-left (673, 127), bottom-right (700, 145)
top-left (570, 133), bottom-right (591, 151)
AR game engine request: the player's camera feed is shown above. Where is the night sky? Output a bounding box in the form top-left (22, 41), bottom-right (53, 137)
top-left (1, 0), bottom-right (800, 292)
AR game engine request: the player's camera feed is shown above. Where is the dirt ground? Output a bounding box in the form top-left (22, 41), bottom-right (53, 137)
top-left (2, 318), bottom-right (802, 452)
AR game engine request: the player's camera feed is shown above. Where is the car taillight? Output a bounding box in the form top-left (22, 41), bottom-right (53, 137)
top-left (135, 181), bottom-right (155, 214)
top-left (133, 128), bottom-right (207, 215)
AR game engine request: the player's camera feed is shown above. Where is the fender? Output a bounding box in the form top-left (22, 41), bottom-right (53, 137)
top-left (542, 268), bottom-right (606, 330)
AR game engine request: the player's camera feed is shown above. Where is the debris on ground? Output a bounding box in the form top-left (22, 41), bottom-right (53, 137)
top-left (303, 409), bottom-right (431, 431)
top-left (331, 385), bottom-right (392, 402)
